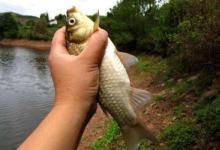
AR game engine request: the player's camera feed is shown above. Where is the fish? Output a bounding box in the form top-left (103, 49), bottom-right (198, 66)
top-left (65, 6), bottom-right (158, 150)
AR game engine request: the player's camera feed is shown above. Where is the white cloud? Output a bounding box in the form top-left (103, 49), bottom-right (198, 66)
top-left (0, 0), bottom-right (118, 19)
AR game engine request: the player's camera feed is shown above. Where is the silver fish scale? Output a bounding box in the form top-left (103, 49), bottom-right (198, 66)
top-left (99, 39), bottom-right (137, 127)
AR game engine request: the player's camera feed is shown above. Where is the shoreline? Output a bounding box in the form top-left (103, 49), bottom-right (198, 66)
top-left (0, 39), bottom-right (51, 50)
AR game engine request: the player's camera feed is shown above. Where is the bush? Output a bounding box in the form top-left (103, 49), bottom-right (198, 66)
top-left (0, 13), bottom-right (19, 39)
top-left (195, 95), bottom-right (220, 139)
top-left (163, 121), bottom-right (197, 150)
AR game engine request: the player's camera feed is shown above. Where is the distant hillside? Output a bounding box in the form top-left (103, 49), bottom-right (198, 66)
top-left (0, 12), bottom-right (39, 24)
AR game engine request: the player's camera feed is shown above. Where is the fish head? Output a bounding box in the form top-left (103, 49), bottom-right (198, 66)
top-left (66, 6), bottom-right (100, 44)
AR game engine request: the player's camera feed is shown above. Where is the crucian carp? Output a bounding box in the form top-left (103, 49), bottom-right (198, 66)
top-left (65, 6), bottom-right (158, 150)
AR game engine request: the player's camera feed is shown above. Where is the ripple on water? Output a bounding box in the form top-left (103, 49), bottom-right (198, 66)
top-left (0, 46), bottom-right (53, 150)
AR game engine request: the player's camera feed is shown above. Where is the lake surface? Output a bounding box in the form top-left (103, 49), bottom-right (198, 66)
top-left (0, 46), bottom-right (54, 150)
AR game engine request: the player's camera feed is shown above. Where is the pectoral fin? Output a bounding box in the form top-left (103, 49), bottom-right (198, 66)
top-left (130, 87), bottom-right (152, 111)
top-left (93, 10), bottom-right (100, 32)
top-left (116, 51), bottom-right (139, 70)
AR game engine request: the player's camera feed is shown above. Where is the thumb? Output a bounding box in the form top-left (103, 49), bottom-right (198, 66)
top-left (79, 29), bottom-right (108, 65)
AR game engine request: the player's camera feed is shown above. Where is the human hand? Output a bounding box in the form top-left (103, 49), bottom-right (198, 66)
top-left (49, 27), bottom-right (108, 110)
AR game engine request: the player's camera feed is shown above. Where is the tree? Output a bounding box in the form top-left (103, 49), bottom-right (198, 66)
top-left (55, 14), bottom-right (66, 25)
top-left (40, 12), bottom-right (49, 23)
top-left (0, 13), bottom-right (19, 39)
top-left (35, 13), bottom-right (49, 35)
top-left (103, 0), bottom-right (158, 52)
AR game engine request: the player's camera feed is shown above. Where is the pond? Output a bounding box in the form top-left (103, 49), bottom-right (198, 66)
top-left (0, 46), bottom-right (54, 150)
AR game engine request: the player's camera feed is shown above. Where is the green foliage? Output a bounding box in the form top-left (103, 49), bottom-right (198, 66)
top-left (137, 55), bottom-right (167, 77)
top-left (153, 94), bottom-right (165, 102)
top-left (40, 13), bottom-right (49, 23)
top-left (0, 12), bottom-right (59, 41)
top-left (168, 0), bottom-right (220, 72)
top-left (33, 13), bottom-right (50, 40)
top-left (0, 13), bottom-right (19, 39)
top-left (174, 104), bottom-right (185, 119)
top-left (139, 139), bottom-right (151, 150)
top-left (101, 0), bottom-right (158, 52)
top-left (170, 80), bottom-right (192, 101)
top-left (92, 120), bottom-right (120, 150)
top-left (193, 67), bottom-right (216, 94)
top-left (163, 121), bottom-right (197, 150)
top-left (55, 14), bottom-right (66, 26)
top-left (195, 95), bottom-right (220, 139)
top-left (101, 0), bottom-right (220, 72)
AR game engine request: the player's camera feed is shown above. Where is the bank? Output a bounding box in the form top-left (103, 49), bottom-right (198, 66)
top-left (0, 39), bottom-right (51, 50)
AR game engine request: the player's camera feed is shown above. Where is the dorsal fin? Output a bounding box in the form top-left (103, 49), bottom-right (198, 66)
top-left (93, 10), bottom-right (100, 32)
top-left (116, 51), bottom-right (139, 70)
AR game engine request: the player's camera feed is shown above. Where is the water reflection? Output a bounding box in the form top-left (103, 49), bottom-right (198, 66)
top-left (0, 46), bottom-right (54, 150)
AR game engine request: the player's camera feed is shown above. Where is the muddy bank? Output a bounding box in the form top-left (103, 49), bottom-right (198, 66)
top-left (0, 39), bottom-right (51, 50)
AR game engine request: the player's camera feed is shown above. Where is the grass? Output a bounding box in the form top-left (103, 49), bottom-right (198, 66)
top-left (137, 55), bottom-right (168, 77)
top-left (173, 104), bottom-right (185, 119)
top-left (139, 139), bottom-right (152, 150)
top-left (92, 119), bottom-right (120, 150)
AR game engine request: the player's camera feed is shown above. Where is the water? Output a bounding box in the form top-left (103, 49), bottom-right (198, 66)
top-left (0, 46), bottom-right (54, 150)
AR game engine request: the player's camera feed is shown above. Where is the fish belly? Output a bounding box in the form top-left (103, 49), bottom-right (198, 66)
top-left (99, 39), bottom-right (136, 127)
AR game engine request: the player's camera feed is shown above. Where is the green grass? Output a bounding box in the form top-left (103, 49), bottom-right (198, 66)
top-left (170, 80), bottom-right (192, 101)
top-left (139, 139), bottom-right (152, 150)
top-left (173, 104), bottom-right (185, 119)
top-left (153, 94), bottom-right (165, 101)
top-left (137, 55), bottom-right (168, 77)
top-left (92, 119), bottom-right (120, 150)
top-left (153, 90), bottom-right (167, 101)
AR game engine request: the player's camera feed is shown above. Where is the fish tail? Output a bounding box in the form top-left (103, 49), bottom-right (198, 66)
top-left (122, 121), bottom-right (158, 150)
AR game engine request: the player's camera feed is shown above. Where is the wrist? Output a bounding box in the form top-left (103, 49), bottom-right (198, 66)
top-left (54, 93), bottom-right (95, 112)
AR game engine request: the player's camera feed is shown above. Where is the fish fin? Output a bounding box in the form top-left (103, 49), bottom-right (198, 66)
top-left (93, 10), bottom-right (100, 32)
top-left (130, 87), bottom-right (152, 111)
top-left (116, 51), bottom-right (139, 70)
top-left (122, 120), bottom-right (158, 150)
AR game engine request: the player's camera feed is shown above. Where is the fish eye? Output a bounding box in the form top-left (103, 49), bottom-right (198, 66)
top-left (68, 18), bottom-right (76, 25)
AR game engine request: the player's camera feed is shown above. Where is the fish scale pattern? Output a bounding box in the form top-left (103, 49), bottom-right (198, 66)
top-left (99, 39), bottom-right (137, 127)
top-left (68, 42), bottom-right (86, 55)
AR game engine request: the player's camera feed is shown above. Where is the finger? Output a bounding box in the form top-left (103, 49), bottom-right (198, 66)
top-left (80, 29), bottom-right (108, 65)
top-left (50, 26), bottom-right (68, 55)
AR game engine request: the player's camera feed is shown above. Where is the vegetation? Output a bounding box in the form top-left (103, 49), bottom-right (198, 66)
top-left (0, 13), bottom-right (19, 39)
top-left (92, 119), bottom-right (120, 150)
top-left (100, 0), bottom-right (220, 73)
top-left (195, 95), bottom-right (220, 145)
top-left (0, 12), bottom-right (66, 41)
top-left (163, 121), bottom-right (197, 150)
top-left (0, 0), bottom-right (220, 149)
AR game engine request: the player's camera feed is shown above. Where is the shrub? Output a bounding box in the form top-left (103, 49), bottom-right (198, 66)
top-left (195, 95), bottom-right (220, 139)
top-left (163, 121), bottom-right (197, 150)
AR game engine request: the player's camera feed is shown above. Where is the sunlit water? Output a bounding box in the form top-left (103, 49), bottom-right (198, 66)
top-left (0, 46), bottom-right (54, 150)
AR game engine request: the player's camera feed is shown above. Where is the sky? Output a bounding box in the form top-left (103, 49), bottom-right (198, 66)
top-left (0, 0), bottom-right (119, 19)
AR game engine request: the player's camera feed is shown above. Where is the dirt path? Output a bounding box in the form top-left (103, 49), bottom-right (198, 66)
top-left (78, 66), bottom-right (171, 149)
